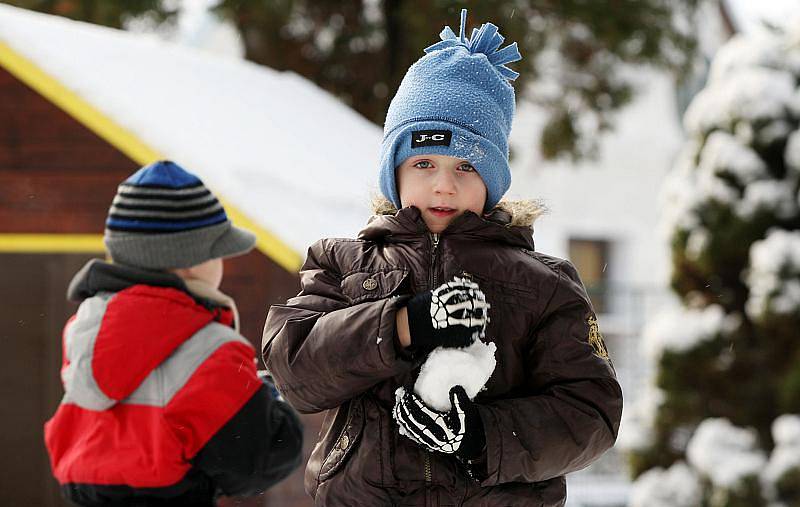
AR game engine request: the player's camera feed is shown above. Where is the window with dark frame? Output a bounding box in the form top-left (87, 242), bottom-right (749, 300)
top-left (568, 238), bottom-right (610, 314)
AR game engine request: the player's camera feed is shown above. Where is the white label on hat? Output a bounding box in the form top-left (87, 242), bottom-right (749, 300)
top-left (411, 130), bottom-right (452, 148)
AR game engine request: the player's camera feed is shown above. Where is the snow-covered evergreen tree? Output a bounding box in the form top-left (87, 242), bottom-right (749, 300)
top-left (623, 21), bottom-right (800, 507)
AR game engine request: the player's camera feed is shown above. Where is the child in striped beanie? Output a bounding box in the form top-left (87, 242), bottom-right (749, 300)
top-left (101, 160), bottom-right (257, 324)
top-left (44, 161), bottom-right (303, 506)
top-left (104, 160), bottom-right (255, 272)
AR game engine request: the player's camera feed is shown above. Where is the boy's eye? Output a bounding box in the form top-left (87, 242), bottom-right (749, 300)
top-left (457, 162), bottom-right (476, 172)
top-left (413, 160), bottom-right (433, 169)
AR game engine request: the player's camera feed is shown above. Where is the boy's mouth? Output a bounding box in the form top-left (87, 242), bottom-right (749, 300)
top-left (428, 206), bottom-right (457, 218)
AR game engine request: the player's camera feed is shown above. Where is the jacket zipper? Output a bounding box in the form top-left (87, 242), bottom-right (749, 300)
top-left (424, 232), bottom-right (440, 493)
top-left (429, 233), bottom-right (440, 289)
top-left (424, 454), bottom-right (432, 482)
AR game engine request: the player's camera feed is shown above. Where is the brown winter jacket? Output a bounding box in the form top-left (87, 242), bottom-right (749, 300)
top-left (262, 203), bottom-right (623, 507)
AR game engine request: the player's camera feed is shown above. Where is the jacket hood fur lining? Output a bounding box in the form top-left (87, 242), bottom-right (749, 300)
top-left (370, 195), bottom-right (547, 228)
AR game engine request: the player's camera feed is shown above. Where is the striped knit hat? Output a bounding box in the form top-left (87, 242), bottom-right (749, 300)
top-left (104, 161), bottom-right (256, 270)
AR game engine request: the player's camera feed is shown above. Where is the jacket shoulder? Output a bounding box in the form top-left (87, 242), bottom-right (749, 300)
top-left (524, 251), bottom-right (567, 272)
top-left (196, 321), bottom-right (252, 348)
top-left (507, 251), bottom-right (592, 311)
top-left (520, 251), bottom-right (583, 282)
top-left (490, 249), bottom-right (570, 288)
top-left (523, 252), bottom-right (593, 316)
top-left (308, 237), bottom-right (367, 254)
top-left (305, 237), bottom-right (372, 273)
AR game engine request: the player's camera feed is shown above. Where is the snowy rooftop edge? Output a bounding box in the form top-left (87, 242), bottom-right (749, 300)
top-left (0, 4), bottom-right (384, 266)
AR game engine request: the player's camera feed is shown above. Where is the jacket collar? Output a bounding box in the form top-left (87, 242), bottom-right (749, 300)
top-left (67, 260), bottom-right (233, 317)
top-left (358, 206), bottom-right (535, 250)
top-left (68, 259), bottom-right (186, 302)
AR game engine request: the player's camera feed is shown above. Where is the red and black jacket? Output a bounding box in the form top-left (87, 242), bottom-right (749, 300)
top-left (45, 260), bottom-right (303, 506)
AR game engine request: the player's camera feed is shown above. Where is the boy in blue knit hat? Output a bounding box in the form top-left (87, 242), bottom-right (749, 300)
top-left (263, 10), bottom-right (622, 506)
top-left (45, 161), bottom-right (303, 506)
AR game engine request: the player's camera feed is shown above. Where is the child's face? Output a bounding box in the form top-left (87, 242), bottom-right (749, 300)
top-left (396, 154), bottom-right (487, 233)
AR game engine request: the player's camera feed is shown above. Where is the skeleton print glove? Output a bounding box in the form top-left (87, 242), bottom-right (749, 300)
top-left (406, 277), bottom-right (490, 351)
top-left (393, 385), bottom-right (485, 459)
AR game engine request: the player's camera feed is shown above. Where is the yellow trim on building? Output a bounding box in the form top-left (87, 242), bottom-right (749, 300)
top-left (0, 234), bottom-right (105, 253)
top-left (218, 198), bottom-right (302, 273)
top-left (0, 41), bottom-right (161, 164)
top-left (0, 41), bottom-right (303, 272)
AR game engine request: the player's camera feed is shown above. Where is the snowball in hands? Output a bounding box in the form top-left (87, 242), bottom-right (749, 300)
top-left (413, 339), bottom-right (497, 411)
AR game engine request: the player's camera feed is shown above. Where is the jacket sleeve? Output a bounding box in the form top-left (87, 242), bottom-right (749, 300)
top-left (476, 260), bottom-right (623, 486)
top-left (192, 377), bottom-right (304, 497)
top-left (163, 333), bottom-right (303, 497)
top-left (262, 239), bottom-right (417, 414)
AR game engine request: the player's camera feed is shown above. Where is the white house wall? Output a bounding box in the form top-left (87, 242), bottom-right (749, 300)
top-left (508, 68), bottom-right (684, 297)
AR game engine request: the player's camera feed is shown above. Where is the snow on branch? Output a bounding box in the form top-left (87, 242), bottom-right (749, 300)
top-left (745, 229), bottom-right (800, 320)
top-left (762, 414), bottom-right (800, 499)
top-left (686, 418), bottom-right (766, 489)
top-left (685, 26), bottom-right (799, 137)
top-left (642, 305), bottom-right (738, 362)
top-left (629, 461), bottom-right (702, 507)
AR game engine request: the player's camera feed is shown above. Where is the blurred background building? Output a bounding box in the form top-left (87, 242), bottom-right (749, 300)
top-left (2, 1), bottom-right (798, 506)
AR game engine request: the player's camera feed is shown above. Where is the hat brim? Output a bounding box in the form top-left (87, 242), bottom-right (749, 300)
top-left (210, 224), bottom-right (257, 260)
top-left (106, 221), bottom-right (256, 270)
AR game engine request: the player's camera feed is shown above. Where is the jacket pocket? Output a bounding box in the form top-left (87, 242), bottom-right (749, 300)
top-left (340, 269), bottom-right (410, 305)
top-left (318, 396), bottom-right (365, 482)
top-left (389, 419), bottom-right (429, 483)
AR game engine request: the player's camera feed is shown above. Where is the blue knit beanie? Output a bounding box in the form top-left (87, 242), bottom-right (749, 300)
top-left (379, 9), bottom-right (522, 211)
top-left (104, 161), bottom-right (256, 270)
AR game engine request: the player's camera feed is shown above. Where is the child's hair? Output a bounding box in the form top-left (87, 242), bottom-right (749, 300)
top-left (377, 9), bottom-right (522, 212)
top-left (103, 161), bottom-right (255, 270)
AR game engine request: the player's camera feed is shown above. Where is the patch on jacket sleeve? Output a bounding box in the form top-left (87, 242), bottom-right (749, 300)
top-left (587, 315), bottom-right (609, 360)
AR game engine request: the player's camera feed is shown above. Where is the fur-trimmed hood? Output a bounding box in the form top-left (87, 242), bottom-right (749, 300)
top-left (369, 195), bottom-right (547, 228)
top-left (361, 196), bottom-right (546, 251)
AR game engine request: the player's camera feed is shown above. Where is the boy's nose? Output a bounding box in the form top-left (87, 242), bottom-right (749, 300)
top-left (432, 170), bottom-right (457, 195)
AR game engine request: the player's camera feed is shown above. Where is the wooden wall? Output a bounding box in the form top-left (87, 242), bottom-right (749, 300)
top-left (0, 67), bottom-right (135, 232)
top-left (0, 253), bottom-right (94, 507)
top-left (0, 66), bottom-right (318, 506)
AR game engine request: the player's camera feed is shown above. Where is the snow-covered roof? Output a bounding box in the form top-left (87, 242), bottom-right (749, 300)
top-left (0, 4), bottom-right (383, 271)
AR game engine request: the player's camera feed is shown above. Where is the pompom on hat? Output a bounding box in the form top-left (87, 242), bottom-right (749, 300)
top-left (379, 9), bottom-right (522, 211)
top-left (104, 161), bottom-right (256, 270)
